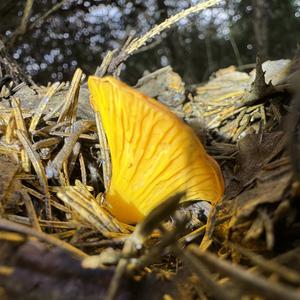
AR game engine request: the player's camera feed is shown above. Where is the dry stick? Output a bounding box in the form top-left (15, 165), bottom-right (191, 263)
top-left (229, 29), bottom-right (243, 67)
top-left (0, 218), bottom-right (87, 258)
top-left (12, 97), bottom-right (31, 172)
top-left (128, 220), bottom-right (187, 274)
top-left (104, 235), bottom-right (137, 300)
top-left (46, 120), bottom-right (94, 178)
top-left (6, 0), bottom-right (69, 47)
top-left (8, 0), bottom-right (34, 47)
top-left (104, 258), bottom-right (128, 300)
top-left (16, 129), bottom-right (52, 220)
top-left (189, 246), bottom-right (300, 300)
top-left (29, 82), bottom-right (61, 132)
top-left (95, 112), bottom-right (111, 190)
top-left (105, 194), bottom-right (184, 300)
top-left (57, 68), bottom-right (82, 124)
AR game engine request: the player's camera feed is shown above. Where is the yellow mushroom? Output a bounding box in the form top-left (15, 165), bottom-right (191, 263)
top-left (88, 76), bottom-right (224, 224)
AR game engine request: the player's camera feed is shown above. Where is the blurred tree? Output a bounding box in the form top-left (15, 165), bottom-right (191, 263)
top-left (0, 0), bottom-right (300, 85)
top-left (252, 0), bottom-right (269, 60)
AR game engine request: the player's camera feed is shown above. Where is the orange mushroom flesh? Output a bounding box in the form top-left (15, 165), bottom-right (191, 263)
top-left (88, 76), bottom-right (224, 224)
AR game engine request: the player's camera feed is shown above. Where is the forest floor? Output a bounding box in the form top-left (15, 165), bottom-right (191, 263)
top-left (0, 54), bottom-right (300, 300)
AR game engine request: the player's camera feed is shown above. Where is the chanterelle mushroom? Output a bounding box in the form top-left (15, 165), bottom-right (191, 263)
top-left (88, 76), bottom-right (224, 224)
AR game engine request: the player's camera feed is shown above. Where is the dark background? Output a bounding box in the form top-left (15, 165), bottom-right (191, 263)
top-left (0, 0), bottom-right (299, 85)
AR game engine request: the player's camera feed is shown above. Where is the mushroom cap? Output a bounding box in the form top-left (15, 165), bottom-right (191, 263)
top-left (88, 76), bottom-right (224, 224)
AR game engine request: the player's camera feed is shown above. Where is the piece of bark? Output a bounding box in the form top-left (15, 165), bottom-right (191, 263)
top-left (135, 66), bottom-right (185, 108)
top-left (10, 84), bottom-right (94, 120)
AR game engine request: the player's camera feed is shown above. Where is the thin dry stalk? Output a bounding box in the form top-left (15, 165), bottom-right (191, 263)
top-left (12, 97), bottom-right (30, 172)
top-left (95, 112), bottom-right (111, 190)
top-left (95, 50), bottom-right (117, 77)
top-left (57, 68), bottom-right (83, 124)
top-left (29, 0), bottom-right (69, 30)
top-left (0, 144), bottom-right (20, 155)
top-left (125, 0), bottom-right (221, 55)
top-left (4, 113), bottom-right (16, 145)
top-left (128, 220), bottom-right (187, 273)
top-left (104, 258), bottom-right (128, 300)
top-left (57, 180), bottom-right (127, 234)
top-left (79, 152), bottom-right (87, 185)
top-left (67, 142), bottom-right (81, 177)
top-left (46, 120), bottom-right (94, 178)
top-left (43, 100), bottom-right (66, 121)
top-left (0, 218), bottom-right (87, 258)
top-left (50, 131), bottom-right (97, 140)
top-left (189, 246), bottom-right (300, 300)
top-left (228, 243), bottom-right (300, 285)
top-left (8, 0), bottom-right (34, 47)
top-left (102, 0), bottom-right (220, 76)
top-left (24, 185), bottom-right (70, 213)
top-left (105, 193), bottom-right (185, 300)
top-left (6, 214), bottom-right (77, 229)
top-left (29, 82), bottom-right (61, 132)
top-left (62, 161), bottom-right (70, 186)
top-left (23, 191), bottom-right (42, 232)
top-left (32, 137), bottom-right (61, 150)
top-left (16, 129), bottom-right (52, 219)
top-left (199, 205), bottom-right (217, 250)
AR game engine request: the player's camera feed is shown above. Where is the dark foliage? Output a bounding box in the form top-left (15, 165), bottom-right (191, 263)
top-left (1, 0), bottom-right (300, 85)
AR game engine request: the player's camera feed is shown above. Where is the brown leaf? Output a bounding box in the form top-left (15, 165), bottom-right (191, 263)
top-left (235, 172), bottom-right (292, 220)
top-left (226, 131), bottom-right (287, 199)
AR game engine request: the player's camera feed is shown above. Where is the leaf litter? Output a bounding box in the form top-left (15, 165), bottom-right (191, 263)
top-left (0, 3), bottom-right (300, 300)
top-left (0, 55), bottom-right (299, 300)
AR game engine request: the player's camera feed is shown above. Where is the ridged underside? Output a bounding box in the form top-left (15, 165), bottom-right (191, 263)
top-left (88, 76), bottom-right (224, 224)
